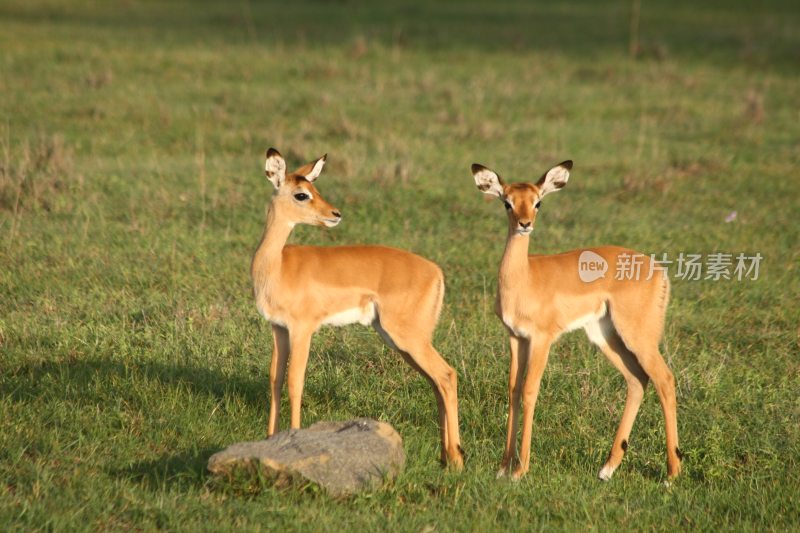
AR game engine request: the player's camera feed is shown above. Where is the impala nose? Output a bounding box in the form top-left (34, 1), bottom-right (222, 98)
top-left (519, 221), bottom-right (531, 229)
top-left (332, 210), bottom-right (341, 219)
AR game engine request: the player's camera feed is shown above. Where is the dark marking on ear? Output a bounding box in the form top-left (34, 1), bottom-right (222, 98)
top-left (472, 163), bottom-right (487, 174)
top-left (537, 160), bottom-right (573, 187)
top-left (621, 439), bottom-right (628, 452)
top-left (267, 147), bottom-right (282, 158)
top-left (675, 447), bottom-right (683, 461)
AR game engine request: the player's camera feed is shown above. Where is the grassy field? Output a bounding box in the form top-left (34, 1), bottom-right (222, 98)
top-left (1, 0), bottom-right (799, 530)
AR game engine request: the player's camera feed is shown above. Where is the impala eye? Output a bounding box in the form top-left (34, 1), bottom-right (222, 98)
top-left (535, 201), bottom-right (541, 209)
top-left (293, 192), bottom-right (310, 201)
top-left (503, 200), bottom-right (512, 210)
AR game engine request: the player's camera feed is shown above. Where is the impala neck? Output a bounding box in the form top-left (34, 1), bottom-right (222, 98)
top-left (252, 198), bottom-right (294, 291)
top-left (499, 226), bottom-right (531, 289)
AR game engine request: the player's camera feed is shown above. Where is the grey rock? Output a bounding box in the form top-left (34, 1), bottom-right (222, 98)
top-left (207, 418), bottom-right (405, 496)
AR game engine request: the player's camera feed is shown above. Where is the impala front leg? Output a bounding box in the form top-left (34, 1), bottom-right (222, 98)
top-left (267, 324), bottom-right (290, 436)
top-left (287, 326), bottom-right (314, 429)
top-left (513, 336), bottom-right (552, 480)
top-left (499, 335), bottom-right (529, 477)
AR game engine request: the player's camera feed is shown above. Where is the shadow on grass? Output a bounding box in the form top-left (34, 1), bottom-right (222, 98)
top-left (1, 357), bottom-right (264, 490)
top-left (118, 447), bottom-right (222, 492)
top-left (1, 356), bottom-right (265, 408)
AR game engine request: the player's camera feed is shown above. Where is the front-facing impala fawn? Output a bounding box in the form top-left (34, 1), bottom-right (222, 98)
top-left (471, 159), bottom-right (681, 481)
top-left (250, 148), bottom-right (464, 468)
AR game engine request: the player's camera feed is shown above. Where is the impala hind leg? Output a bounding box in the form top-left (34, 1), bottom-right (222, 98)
top-left (374, 318), bottom-right (463, 468)
top-left (498, 335), bottom-right (529, 477)
top-left (397, 348), bottom-right (451, 465)
top-left (410, 343), bottom-right (463, 469)
top-left (268, 324), bottom-right (290, 436)
top-left (585, 315), bottom-right (649, 480)
top-left (610, 313), bottom-right (682, 479)
top-left (635, 348), bottom-right (681, 478)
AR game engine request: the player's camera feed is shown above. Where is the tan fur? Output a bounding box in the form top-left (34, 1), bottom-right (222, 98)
top-left (252, 148), bottom-right (463, 468)
top-left (472, 160), bottom-right (681, 481)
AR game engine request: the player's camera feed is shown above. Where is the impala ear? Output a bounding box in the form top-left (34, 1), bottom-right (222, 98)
top-left (472, 163), bottom-right (505, 198)
top-left (536, 160), bottom-right (572, 197)
top-left (265, 147), bottom-right (287, 189)
top-left (305, 154), bottom-right (326, 182)
top-left (295, 154), bottom-right (327, 182)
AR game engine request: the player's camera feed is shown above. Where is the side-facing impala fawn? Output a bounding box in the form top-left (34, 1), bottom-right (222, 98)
top-left (471, 159), bottom-right (681, 481)
top-left (250, 148), bottom-right (464, 468)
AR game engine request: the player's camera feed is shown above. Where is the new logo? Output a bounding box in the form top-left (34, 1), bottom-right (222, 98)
top-left (578, 250), bottom-right (608, 283)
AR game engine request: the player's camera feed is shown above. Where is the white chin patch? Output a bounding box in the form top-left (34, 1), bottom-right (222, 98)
top-left (323, 218), bottom-right (341, 227)
top-left (598, 464), bottom-right (616, 481)
top-left (517, 229), bottom-right (532, 236)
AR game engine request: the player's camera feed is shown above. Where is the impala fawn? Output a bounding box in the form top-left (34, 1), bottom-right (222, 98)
top-left (250, 148), bottom-right (464, 467)
top-left (471, 160), bottom-right (681, 481)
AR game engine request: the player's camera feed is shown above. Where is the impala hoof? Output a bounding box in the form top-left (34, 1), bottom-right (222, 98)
top-left (448, 458), bottom-right (464, 471)
top-left (598, 464), bottom-right (616, 481)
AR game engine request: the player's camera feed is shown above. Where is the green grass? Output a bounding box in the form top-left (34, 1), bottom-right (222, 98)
top-left (1, 0), bottom-right (799, 530)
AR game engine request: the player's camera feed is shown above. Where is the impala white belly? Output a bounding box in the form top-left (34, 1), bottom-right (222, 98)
top-left (322, 302), bottom-right (377, 327)
top-left (563, 303), bottom-right (607, 333)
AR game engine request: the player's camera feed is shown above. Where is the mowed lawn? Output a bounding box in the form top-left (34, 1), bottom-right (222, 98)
top-left (1, 0), bottom-right (798, 530)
